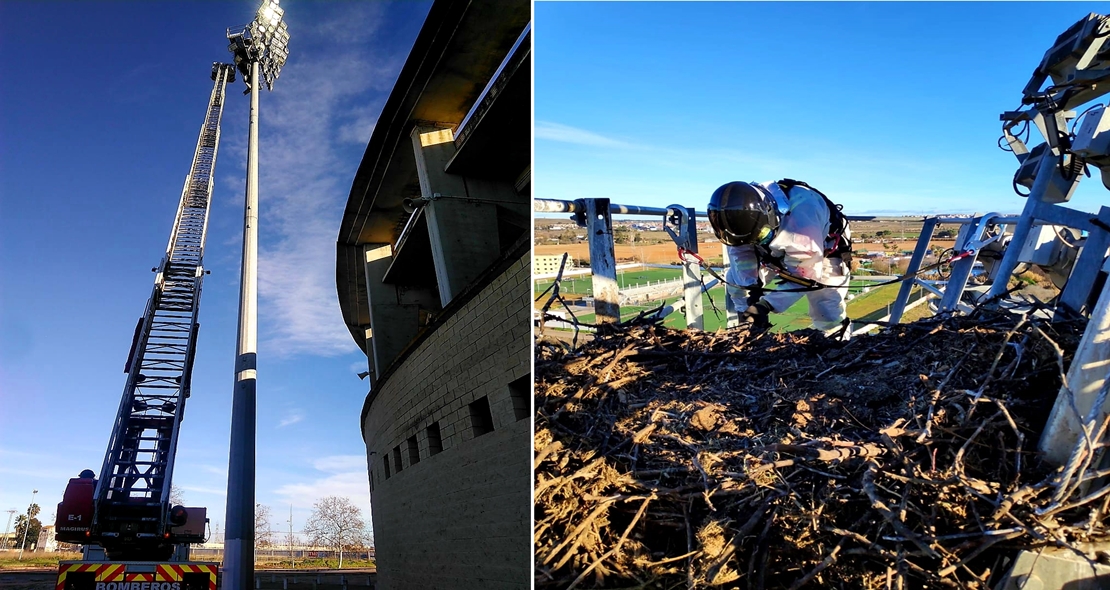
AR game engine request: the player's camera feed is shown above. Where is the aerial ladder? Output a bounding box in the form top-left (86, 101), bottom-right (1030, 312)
top-left (53, 63), bottom-right (236, 588)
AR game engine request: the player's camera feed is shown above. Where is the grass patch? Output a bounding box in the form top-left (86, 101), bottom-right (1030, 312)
top-left (0, 551), bottom-right (374, 571)
top-left (850, 284), bottom-right (930, 323)
top-left (0, 551), bottom-right (82, 569)
top-left (536, 267), bottom-right (684, 295)
top-left (256, 557), bottom-right (375, 570)
top-left (546, 281), bottom-right (932, 335)
top-left (539, 271), bottom-right (887, 304)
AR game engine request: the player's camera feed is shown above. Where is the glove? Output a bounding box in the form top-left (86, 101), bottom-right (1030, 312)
top-left (745, 284), bottom-right (765, 308)
top-left (739, 299), bottom-right (773, 329)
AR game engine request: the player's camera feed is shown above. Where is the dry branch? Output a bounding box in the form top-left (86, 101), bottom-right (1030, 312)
top-left (536, 311), bottom-right (1098, 589)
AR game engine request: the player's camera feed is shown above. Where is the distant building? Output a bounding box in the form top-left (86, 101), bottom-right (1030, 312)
top-left (535, 254), bottom-right (573, 275)
top-left (37, 525), bottom-right (56, 552)
top-left (335, 0), bottom-right (530, 588)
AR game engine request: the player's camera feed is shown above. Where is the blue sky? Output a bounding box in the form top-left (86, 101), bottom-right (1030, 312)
top-left (536, 2), bottom-right (1110, 216)
top-left (0, 1), bottom-right (431, 542)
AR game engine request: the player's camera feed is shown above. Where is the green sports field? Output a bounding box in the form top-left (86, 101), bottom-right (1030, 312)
top-left (537, 266), bottom-right (885, 298)
top-left (541, 280), bottom-right (928, 333)
top-left (535, 267), bottom-right (686, 294)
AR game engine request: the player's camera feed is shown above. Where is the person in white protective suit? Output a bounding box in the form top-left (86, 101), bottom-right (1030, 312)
top-left (706, 180), bottom-right (852, 335)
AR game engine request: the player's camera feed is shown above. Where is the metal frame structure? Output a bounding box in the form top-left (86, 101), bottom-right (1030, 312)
top-left (89, 63), bottom-right (235, 560)
top-left (534, 198), bottom-right (890, 331)
top-left (887, 13), bottom-right (1110, 327)
top-left (535, 198), bottom-right (710, 330)
top-left (533, 12), bottom-right (1110, 586)
top-left (227, 0), bottom-right (289, 92)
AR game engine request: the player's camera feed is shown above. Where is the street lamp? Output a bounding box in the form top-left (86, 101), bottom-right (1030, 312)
top-left (17, 490), bottom-right (37, 560)
top-left (224, 2), bottom-right (289, 590)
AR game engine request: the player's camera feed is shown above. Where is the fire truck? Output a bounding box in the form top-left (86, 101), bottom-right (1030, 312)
top-left (52, 62), bottom-right (236, 590)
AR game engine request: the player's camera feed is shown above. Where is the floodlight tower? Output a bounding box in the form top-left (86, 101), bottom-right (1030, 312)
top-left (224, 2), bottom-right (288, 590)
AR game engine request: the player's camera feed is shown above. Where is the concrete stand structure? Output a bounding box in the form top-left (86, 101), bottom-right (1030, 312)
top-left (335, 1), bottom-right (530, 588)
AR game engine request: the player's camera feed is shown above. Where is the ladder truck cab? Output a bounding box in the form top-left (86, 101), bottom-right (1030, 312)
top-left (52, 62), bottom-right (235, 590)
top-left (55, 471), bottom-right (207, 557)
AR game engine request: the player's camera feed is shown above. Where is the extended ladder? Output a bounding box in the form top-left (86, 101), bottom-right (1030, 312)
top-left (91, 63), bottom-right (235, 555)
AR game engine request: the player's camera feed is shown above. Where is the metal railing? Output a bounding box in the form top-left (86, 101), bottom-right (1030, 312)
top-left (535, 198), bottom-right (716, 330)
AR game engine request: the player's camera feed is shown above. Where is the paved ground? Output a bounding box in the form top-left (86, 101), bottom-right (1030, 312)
top-left (0, 569), bottom-right (377, 590)
top-left (0, 569), bottom-right (54, 590)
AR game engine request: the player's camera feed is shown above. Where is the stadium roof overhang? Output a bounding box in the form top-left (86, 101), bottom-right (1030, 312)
top-left (335, 0), bottom-right (530, 351)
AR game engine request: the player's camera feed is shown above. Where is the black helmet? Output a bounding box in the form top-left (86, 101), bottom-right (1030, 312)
top-left (707, 182), bottom-right (780, 246)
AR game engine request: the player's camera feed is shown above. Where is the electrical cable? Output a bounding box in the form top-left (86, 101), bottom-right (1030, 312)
top-left (677, 246), bottom-right (974, 295)
top-left (998, 118), bottom-right (1030, 153)
top-left (1068, 103), bottom-right (1104, 136)
top-left (935, 247), bottom-right (958, 282)
top-left (1054, 226), bottom-right (1084, 249)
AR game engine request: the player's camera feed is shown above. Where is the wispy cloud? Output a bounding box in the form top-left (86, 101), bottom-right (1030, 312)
top-left (535, 121), bottom-right (632, 148)
top-left (198, 464), bottom-right (227, 477)
top-left (248, 3), bottom-right (411, 358)
top-left (278, 410), bottom-right (304, 428)
top-left (273, 455), bottom-right (370, 510)
top-left (313, 455), bottom-right (365, 472)
top-left (0, 447), bottom-right (80, 480)
top-left (178, 485), bottom-right (227, 496)
top-left (534, 122), bottom-right (1003, 213)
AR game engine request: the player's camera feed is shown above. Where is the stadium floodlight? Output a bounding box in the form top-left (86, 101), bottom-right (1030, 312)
top-left (222, 2), bottom-right (290, 590)
top-left (227, 0), bottom-right (290, 91)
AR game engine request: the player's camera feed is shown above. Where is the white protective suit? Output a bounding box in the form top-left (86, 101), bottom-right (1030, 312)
top-left (724, 182), bottom-right (850, 333)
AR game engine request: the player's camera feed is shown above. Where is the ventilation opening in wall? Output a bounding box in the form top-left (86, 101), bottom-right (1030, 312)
top-left (393, 445), bottom-right (403, 472)
top-left (508, 374), bottom-right (530, 421)
top-left (427, 422), bottom-right (443, 456)
top-left (469, 396), bottom-right (494, 437)
top-left (383, 455), bottom-right (391, 479)
top-left (407, 435), bottom-right (420, 465)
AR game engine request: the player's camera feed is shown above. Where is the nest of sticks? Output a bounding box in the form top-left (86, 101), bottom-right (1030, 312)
top-left (534, 309), bottom-right (1110, 589)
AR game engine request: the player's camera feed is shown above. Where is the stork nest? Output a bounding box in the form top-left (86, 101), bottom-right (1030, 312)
top-left (534, 309), bottom-right (1108, 589)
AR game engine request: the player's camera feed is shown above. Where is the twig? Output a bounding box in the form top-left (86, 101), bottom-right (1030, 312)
top-left (786, 539), bottom-right (844, 590)
top-left (567, 494), bottom-right (655, 589)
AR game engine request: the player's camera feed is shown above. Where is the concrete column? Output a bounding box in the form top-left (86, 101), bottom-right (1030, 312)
top-left (585, 198), bottom-right (619, 324)
top-left (358, 325), bottom-right (374, 382)
top-left (363, 245), bottom-right (422, 378)
top-left (425, 199), bottom-right (500, 303)
top-left (1039, 255), bottom-right (1110, 465)
top-left (410, 126), bottom-right (502, 304)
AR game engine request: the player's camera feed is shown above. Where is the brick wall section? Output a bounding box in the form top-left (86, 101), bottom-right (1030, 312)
top-left (362, 251), bottom-right (530, 590)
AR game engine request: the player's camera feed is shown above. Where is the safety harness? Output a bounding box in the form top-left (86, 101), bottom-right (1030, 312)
top-left (775, 178), bottom-right (854, 261)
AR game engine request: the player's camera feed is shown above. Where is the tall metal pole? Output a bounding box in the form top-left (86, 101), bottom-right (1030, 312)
top-left (3, 509), bottom-right (16, 549)
top-left (225, 58), bottom-right (260, 590)
top-left (17, 490), bottom-right (37, 559)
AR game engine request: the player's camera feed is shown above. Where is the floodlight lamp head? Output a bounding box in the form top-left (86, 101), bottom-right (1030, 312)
top-left (226, 0), bottom-right (290, 92)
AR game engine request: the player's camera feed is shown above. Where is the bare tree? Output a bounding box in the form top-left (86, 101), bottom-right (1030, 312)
top-left (255, 503), bottom-right (273, 547)
top-left (169, 486), bottom-right (185, 505)
top-left (303, 497), bottom-right (368, 568)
